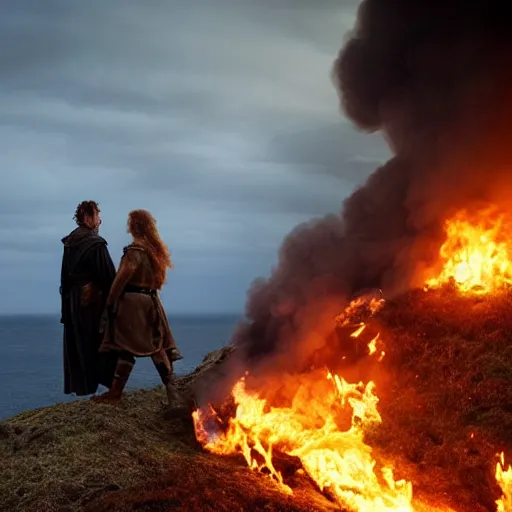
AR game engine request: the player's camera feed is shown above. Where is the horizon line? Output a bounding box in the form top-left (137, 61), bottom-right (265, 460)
top-left (0, 311), bottom-right (245, 318)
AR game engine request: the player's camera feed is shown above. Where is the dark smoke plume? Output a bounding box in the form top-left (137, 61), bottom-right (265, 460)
top-left (195, 1), bottom-right (512, 403)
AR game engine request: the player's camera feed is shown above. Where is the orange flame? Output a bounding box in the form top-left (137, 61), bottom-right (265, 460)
top-left (193, 371), bottom-right (414, 511)
top-left (335, 293), bottom-right (386, 359)
top-left (496, 452), bottom-right (512, 512)
top-left (192, 295), bottom-right (504, 510)
top-left (193, 296), bottom-right (416, 511)
top-left (425, 208), bottom-right (512, 294)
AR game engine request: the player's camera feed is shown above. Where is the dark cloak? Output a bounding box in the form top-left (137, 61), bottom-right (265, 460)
top-left (60, 226), bottom-right (117, 396)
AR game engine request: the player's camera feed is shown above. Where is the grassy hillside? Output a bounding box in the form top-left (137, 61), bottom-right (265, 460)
top-left (1, 288), bottom-right (511, 511)
top-left (0, 384), bottom-right (338, 512)
top-left (0, 346), bottom-right (338, 512)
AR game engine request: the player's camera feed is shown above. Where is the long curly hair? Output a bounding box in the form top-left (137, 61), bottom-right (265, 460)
top-left (128, 209), bottom-right (173, 288)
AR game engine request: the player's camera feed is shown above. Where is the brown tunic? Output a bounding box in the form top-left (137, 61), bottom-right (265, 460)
top-left (99, 242), bottom-right (181, 358)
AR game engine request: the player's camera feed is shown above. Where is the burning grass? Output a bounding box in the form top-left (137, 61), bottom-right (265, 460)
top-left (369, 287), bottom-right (512, 511)
top-left (192, 287), bottom-right (512, 512)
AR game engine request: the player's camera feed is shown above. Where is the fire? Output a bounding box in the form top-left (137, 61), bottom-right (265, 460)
top-left (425, 208), bottom-right (512, 294)
top-left (335, 291), bottom-right (386, 361)
top-left (496, 452), bottom-right (512, 512)
top-left (193, 371), bottom-right (414, 511)
top-left (193, 296), bottom-right (415, 511)
top-left (192, 294), bottom-right (509, 510)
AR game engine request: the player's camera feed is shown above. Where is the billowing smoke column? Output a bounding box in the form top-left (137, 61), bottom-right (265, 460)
top-left (195, 1), bottom-right (512, 403)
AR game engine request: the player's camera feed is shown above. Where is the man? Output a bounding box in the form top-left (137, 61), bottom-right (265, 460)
top-left (60, 200), bottom-right (117, 396)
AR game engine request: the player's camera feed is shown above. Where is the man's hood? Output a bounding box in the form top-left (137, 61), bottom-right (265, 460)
top-left (61, 226), bottom-right (104, 248)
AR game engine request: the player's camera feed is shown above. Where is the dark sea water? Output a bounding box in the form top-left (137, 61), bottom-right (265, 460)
top-left (0, 314), bottom-right (240, 421)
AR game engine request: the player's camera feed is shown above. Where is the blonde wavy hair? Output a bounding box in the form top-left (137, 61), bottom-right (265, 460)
top-left (127, 209), bottom-right (173, 288)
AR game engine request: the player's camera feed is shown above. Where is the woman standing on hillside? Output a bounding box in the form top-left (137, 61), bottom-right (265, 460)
top-left (93, 209), bottom-right (185, 409)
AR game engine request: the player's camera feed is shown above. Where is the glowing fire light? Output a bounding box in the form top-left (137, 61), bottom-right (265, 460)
top-left (192, 295), bottom-right (507, 511)
top-left (496, 452), bottom-right (512, 512)
top-left (425, 208), bottom-right (512, 294)
top-left (193, 296), bottom-right (415, 511)
top-left (336, 293), bottom-right (386, 360)
top-left (193, 371), bottom-right (414, 511)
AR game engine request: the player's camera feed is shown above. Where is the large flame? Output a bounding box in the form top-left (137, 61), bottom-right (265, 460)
top-left (193, 295), bottom-right (512, 511)
top-left (193, 297), bottom-right (416, 511)
top-left (425, 208), bottom-right (512, 294)
top-left (193, 372), bottom-right (414, 511)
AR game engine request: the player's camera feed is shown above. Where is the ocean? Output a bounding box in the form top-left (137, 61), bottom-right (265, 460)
top-left (0, 313), bottom-right (240, 421)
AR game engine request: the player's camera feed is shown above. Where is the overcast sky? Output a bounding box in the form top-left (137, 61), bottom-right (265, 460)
top-left (0, 0), bottom-right (389, 315)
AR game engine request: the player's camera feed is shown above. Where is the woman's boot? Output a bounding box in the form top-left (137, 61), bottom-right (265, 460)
top-left (166, 346), bottom-right (183, 363)
top-left (92, 353), bottom-right (135, 404)
top-left (152, 351), bottom-right (186, 410)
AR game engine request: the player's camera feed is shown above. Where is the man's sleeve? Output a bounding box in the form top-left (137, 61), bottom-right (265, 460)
top-left (59, 249), bottom-right (68, 324)
top-left (91, 243), bottom-right (117, 292)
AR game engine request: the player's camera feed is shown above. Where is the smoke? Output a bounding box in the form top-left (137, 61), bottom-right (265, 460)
top-left (333, 0), bottom-right (512, 285)
top-left (194, 1), bottom-right (512, 403)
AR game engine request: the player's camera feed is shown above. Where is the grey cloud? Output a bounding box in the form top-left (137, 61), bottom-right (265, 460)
top-left (0, 0), bottom-right (386, 314)
top-left (267, 123), bottom-right (391, 184)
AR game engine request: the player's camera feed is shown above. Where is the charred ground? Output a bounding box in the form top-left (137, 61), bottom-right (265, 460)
top-left (1, 287), bottom-right (511, 511)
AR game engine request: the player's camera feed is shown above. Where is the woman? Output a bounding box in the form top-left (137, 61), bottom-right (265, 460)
top-left (93, 209), bottom-right (184, 408)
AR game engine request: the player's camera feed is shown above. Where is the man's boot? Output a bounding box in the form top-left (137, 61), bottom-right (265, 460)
top-left (92, 354), bottom-right (134, 404)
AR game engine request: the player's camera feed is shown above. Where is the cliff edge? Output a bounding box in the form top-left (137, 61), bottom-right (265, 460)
top-left (0, 347), bottom-right (334, 512)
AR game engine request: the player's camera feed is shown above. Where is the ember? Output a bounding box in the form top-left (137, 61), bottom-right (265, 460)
top-left (335, 291), bottom-right (386, 361)
top-left (425, 208), bottom-right (512, 295)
